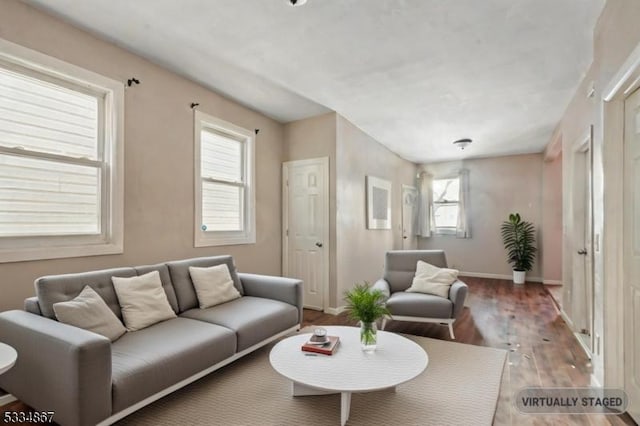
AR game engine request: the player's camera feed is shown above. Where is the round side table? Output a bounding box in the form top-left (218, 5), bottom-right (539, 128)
top-left (0, 342), bottom-right (17, 375)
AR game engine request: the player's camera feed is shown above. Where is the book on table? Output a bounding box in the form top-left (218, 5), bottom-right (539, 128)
top-left (301, 336), bottom-right (340, 355)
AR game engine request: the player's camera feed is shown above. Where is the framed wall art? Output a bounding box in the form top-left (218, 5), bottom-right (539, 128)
top-left (366, 176), bottom-right (392, 230)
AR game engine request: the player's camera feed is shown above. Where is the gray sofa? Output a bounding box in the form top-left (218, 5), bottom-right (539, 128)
top-left (373, 250), bottom-right (468, 339)
top-left (0, 255), bottom-right (303, 426)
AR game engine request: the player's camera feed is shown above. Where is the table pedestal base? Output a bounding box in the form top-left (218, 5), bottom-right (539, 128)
top-left (292, 382), bottom-right (395, 426)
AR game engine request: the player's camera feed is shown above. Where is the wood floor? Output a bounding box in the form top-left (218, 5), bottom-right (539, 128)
top-left (1, 278), bottom-right (635, 425)
top-left (304, 277), bottom-right (635, 426)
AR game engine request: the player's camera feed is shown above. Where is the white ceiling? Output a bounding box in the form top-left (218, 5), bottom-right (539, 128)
top-left (25, 0), bottom-right (605, 163)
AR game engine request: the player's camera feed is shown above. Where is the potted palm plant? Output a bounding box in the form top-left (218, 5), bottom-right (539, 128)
top-left (500, 213), bottom-right (537, 284)
top-left (344, 283), bottom-right (390, 352)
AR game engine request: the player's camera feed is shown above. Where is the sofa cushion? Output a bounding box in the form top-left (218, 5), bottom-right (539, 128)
top-left (167, 256), bottom-right (244, 312)
top-left (189, 264), bottom-right (241, 308)
top-left (134, 263), bottom-right (179, 313)
top-left (180, 296), bottom-right (297, 351)
top-left (36, 267), bottom-right (136, 320)
top-left (111, 317), bottom-right (236, 413)
top-left (383, 250), bottom-right (448, 293)
top-left (53, 286), bottom-right (127, 342)
top-left (407, 260), bottom-right (459, 298)
top-left (386, 291), bottom-right (453, 318)
top-left (112, 271), bottom-right (177, 331)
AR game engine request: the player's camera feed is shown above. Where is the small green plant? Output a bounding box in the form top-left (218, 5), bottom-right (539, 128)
top-left (500, 213), bottom-right (537, 272)
top-left (344, 283), bottom-right (390, 346)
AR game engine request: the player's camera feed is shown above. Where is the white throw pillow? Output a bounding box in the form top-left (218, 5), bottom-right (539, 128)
top-left (53, 285), bottom-right (127, 342)
top-left (111, 271), bottom-right (177, 331)
top-left (189, 264), bottom-right (241, 309)
top-left (406, 260), bottom-right (459, 298)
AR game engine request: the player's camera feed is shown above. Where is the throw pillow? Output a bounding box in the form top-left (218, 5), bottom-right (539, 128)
top-left (189, 264), bottom-right (241, 309)
top-left (112, 271), bottom-right (177, 331)
top-left (406, 260), bottom-right (459, 298)
top-left (53, 285), bottom-right (126, 342)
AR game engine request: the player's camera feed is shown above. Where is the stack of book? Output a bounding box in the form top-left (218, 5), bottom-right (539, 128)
top-left (301, 335), bottom-right (340, 355)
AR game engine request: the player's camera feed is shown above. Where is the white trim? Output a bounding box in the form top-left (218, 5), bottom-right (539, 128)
top-left (0, 393), bottom-right (16, 407)
top-left (458, 271), bottom-right (544, 282)
top-left (603, 40), bottom-right (640, 101)
top-left (0, 38), bottom-right (124, 263)
top-left (325, 306), bottom-right (346, 316)
top-left (193, 111), bottom-right (255, 247)
top-left (574, 332), bottom-right (593, 360)
top-left (600, 38), bottom-right (640, 390)
top-left (560, 308), bottom-right (575, 330)
top-left (282, 157), bottom-right (330, 312)
top-left (96, 325), bottom-right (299, 426)
top-left (543, 279), bottom-right (563, 285)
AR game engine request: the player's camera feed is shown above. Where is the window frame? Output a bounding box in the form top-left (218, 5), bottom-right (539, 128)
top-left (0, 38), bottom-right (124, 263)
top-left (432, 176), bottom-right (460, 235)
top-left (194, 110), bottom-right (255, 247)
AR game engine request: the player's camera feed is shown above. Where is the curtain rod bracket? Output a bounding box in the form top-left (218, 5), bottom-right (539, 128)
top-left (190, 102), bottom-right (199, 109)
top-left (126, 78), bottom-right (140, 87)
top-left (254, 129), bottom-right (260, 135)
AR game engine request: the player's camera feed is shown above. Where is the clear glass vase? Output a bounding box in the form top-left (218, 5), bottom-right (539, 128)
top-left (360, 321), bottom-right (377, 352)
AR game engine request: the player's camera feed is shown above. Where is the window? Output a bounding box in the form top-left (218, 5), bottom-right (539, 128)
top-left (194, 111), bottom-right (255, 246)
top-left (432, 177), bottom-right (460, 234)
top-left (0, 39), bottom-right (123, 262)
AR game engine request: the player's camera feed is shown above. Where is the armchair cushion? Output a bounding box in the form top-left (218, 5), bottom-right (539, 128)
top-left (386, 292), bottom-right (453, 318)
top-left (407, 260), bottom-right (459, 298)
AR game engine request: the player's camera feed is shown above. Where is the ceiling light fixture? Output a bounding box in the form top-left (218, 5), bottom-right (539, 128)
top-left (288, 0), bottom-right (308, 6)
top-left (453, 138), bottom-right (472, 150)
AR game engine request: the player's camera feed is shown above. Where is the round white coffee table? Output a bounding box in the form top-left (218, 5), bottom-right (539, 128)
top-left (270, 326), bottom-right (428, 426)
top-left (0, 342), bottom-right (17, 375)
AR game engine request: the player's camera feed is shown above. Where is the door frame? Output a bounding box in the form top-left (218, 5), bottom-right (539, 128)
top-left (282, 157), bottom-right (330, 312)
top-left (602, 40), bottom-right (640, 390)
top-left (401, 184), bottom-right (418, 250)
top-left (570, 127), bottom-right (594, 355)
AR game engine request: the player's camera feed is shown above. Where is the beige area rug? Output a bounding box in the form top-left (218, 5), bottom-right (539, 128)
top-left (117, 332), bottom-right (507, 426)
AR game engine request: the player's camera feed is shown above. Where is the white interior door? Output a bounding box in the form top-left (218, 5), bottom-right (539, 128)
top-left (402, 185), bottom-right (418, 249)
top-left (570, 130), bottom-right (594, 353)
top-left (282, 157), bottom-right (329, 311)
top-left (624, 87), bottom-right (640, 422)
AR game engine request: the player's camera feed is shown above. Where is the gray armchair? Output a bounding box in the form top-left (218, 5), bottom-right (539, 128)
top-left (373, 250), bottom-right (468, 339)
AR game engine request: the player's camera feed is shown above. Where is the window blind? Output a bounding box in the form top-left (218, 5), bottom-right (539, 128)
top-left (200, 128), bottom-right (244, 232)
top-left (0, 65), bottom-right (102, 237)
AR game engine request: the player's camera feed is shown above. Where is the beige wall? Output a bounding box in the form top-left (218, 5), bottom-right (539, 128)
top-left (0, 0), bottom-right (285, 311)
top-left (335, 115), bottom-right (417, 306)
top-left (418, 154), bottom-right (544, 278)
top-left (541, 153), bottom-right (563, 282)
top-left (283, 112), bottom-right (338, 305)
top-left (551, 0), bottom-right (640, 385)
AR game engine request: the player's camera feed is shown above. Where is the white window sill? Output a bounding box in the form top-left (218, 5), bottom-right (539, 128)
top-left (0, 242), bottom-right (123, 263)
top-left (195, 232), bottom-right (256, 247)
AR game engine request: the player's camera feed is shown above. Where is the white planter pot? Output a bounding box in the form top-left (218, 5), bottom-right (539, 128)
top-left (513, 270), bottom-right (526, 284)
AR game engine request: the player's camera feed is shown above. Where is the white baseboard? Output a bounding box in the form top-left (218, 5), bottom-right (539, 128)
top-left (0, 393), bottom-right (16, 407)
top-left (458, 271), bottom-right (560, 285)
top-left (324, 306), bottom-right (346, 315)
top-left (560, 308), bottom-right (575, 330)
top-left (458, 271), bottom-right (543, 282)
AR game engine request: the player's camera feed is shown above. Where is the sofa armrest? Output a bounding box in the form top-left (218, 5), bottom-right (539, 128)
top-left (371, 279), bottom-right (391, 299)
top-left (24, 297), bottom-right (41, 316)
top-left (449, 280), bottom-right (468, 319)
top-left (0, 310), bottom-right (112, 426)
top-left (238, 273), bottom-right (303, 324)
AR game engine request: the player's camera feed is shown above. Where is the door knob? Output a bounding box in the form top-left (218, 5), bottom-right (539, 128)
top-left (577, 249), bottom-right (587, 255)
top-left (315, 242), bottom-right (323, 248)
top-left (403, 236), bottom-right (408, 239)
